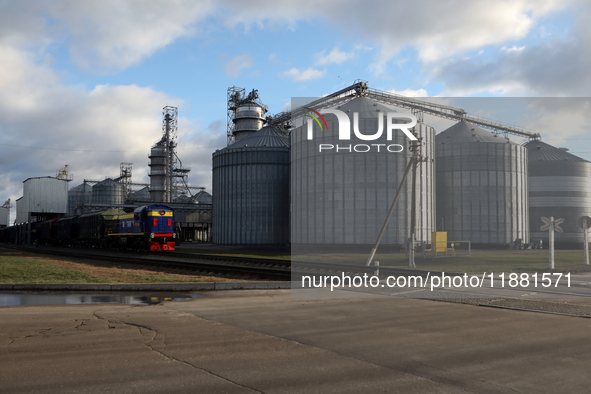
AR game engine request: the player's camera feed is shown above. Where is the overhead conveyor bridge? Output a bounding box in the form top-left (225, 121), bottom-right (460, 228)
top-left (268, 80), bottom-right (541, 140)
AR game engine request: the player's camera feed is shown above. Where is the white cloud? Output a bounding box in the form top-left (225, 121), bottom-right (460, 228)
top-left (525, 98), bottom-right (591, 144)
top-left (219, 0), bottom-right (568, 64)
top-left (387, 88), bottom-right (429, 98)
top-left (314, 47), bottom-right (354, 65)
top-left (503, 45), bottom-right (526, 53)
top-left (431, 3), bottom-right (591, 98)
top-left (282, 67), bottom-right (325, 82)
top-left (0, 0), bottom-right (574, 84)
top-left (224, 54), bottom-right (254, 77)
top-left (0, 0), bottom-right (214, 72)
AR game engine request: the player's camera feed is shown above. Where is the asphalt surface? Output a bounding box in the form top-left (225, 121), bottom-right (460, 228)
top-left (2, 289), bottom-right (591, 393)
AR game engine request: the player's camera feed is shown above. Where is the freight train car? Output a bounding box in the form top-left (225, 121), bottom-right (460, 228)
top-left (78, 209), bottom-right (125, 248)
top-left (56, 216), bottom-right (79, 247)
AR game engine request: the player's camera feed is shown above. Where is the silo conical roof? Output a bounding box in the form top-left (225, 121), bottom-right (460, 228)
top-left (69, 183), bottom-right (92, 193)
top-left (525, 140), bottom-right (588, 162)
top-left (227, 125), bottom-right (289, 149)
top-left (192, 190), bottom-right (212, 204)
top-left (437, 121), bottom-right (515, 144)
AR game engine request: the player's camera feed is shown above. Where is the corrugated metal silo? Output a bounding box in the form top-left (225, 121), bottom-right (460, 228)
top-left (68, 183), bottom-right (93, 216)
top-left (192, 190), bottom-right (212, 205)
top-left (212, 125), bottom-right (290, 245)
top-left (128, 186), bottom-right (152, 203)
top-left (92, 178), bottom-right (125, 207)
top-left (290, 96), bottom-right (435, 247)
top-left (525, 141), bottom-right (591, 246)
top-left (436, 122), bottom-right (529, 244)
top-left (0, 206), bottom-right (8, 227)
top-left (148, 143), bottom-right (167, 202)
top-left (15, 177), bottom-right (69, 223)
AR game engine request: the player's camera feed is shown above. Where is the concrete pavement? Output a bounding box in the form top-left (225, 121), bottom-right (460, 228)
top-left (2, 290), bottom-right (591, 393)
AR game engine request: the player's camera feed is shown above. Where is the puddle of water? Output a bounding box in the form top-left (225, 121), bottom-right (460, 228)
top-left (0, 292), bottom-right (203, 307)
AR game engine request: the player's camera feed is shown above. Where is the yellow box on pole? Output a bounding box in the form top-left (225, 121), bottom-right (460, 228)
top-left (432, 232), bottom-right (447, 253)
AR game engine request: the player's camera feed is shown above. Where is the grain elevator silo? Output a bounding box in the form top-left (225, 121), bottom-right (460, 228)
top-left (0, 200), bottom-right (9, 228)
top-left (290, 96), bottom-right (435, 248)
top-left (68, 183), bottom-right (93, 216)
top-left (436, 121), bottom-right (528, 245)
top-left (525, 140), bottom-right (591, 247)
top-left (15, 176), bottom-right (69, 224)
top-left (92, 178), bottom-right (125, 207)
top-left (212, 125), bottom-right (290, 245)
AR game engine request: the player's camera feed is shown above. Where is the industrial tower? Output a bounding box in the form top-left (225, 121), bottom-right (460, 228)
top-left (149, 106), bottom-right (192, 203)
top-left (227, 87), bottom-right (268, 145)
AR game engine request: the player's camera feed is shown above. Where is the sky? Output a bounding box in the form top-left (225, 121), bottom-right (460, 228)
top-left (1, 0), bottom-right (591, 220)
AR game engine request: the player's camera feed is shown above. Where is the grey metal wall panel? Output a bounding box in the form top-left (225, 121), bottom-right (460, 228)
top-left (92, 179), bottom-right (125, 206)
top-left (212, 143), bottom-right (290, 245)
top-left (526, 141), bottom-right (591, 245)
top-left (24, 177), bottom-right (68, 215)
top-left (290, 97), bottom-right (435, 246)
top-left (436, 122), bottom-right (529, 244)
top-left (0, 207), bottom-right (8, 226)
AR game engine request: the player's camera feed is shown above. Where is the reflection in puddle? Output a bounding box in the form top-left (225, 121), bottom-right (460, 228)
top-left (0, 292), bottom-right (203, 307)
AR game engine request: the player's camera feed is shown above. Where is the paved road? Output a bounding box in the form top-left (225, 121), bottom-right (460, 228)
top-left (2, 289), bottom-right (591, 393)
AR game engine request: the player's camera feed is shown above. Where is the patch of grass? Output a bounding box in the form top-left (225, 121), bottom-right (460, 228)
top-left (0, 249), bottom-right (239, 284)
top-left (0, 251), bottom-right (109, 284)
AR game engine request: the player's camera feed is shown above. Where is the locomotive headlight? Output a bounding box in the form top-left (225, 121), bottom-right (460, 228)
top-left (150, 233), bottom-right (155, 239)
top-left (173, 233), bottom-right (176, 238)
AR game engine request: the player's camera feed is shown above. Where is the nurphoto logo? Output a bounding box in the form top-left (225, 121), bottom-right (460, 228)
top-left (304, 107), bottom-right (418, 153)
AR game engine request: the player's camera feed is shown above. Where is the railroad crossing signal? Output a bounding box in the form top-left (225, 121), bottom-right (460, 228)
top-left (578, 216), bottom-right (591, 230)
top-left (541, 217), bottom-right (564, 233)
top-left (542, 216), bottom-right (564, 270)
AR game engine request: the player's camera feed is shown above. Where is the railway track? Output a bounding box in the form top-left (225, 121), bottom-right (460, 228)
top-left (2, 245), bottom-right (291, 281)
top-left (3, 244), bottom-right (460, 281)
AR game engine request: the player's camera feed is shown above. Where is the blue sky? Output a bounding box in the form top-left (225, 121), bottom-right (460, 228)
top-left (1, 0), bottom-right (591, 219)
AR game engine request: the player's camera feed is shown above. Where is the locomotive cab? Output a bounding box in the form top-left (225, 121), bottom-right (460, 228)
top-left (135, 205), bottom-right (176, 251)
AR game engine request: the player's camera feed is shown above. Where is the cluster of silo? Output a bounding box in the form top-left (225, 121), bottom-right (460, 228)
top-left (290, 97), bottom-right (435, 247)
top-left (211, 88), bottom-right (591, 250)
top-left (436, 122), bottom-right (529, 245)
top-left (91, 178), bottom-right (125, 207)
top-left (212, 125), bottom-right (290, 245)
top-left (525, 141), bottom-right (591, 247)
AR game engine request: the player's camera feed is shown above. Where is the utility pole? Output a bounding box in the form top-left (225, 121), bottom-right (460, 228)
top-left (366, 133), bottom-right (423, 268)
top-left (408, 137), bottom-right (421, 268)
